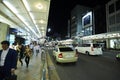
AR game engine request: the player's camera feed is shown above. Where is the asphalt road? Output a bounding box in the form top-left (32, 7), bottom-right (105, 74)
top-left (48, 50), bottom-right (120, 80)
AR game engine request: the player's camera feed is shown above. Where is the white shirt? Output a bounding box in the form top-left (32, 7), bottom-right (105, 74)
top-left (0, 48), bottom-right (9, 66)
top-left (34, 45), bottom-right (40, 50)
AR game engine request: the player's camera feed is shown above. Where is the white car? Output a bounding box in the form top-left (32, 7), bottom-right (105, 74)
top-left (53, 46), bottom-right (78, 63)
top-left (75, 43), bottom-right (103, 55)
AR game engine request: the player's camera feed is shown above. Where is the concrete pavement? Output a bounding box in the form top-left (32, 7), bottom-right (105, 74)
top-left (15, 48), bottom-right (60, 80)
top-left (46, 52), bottom-right (60, 80)
top-left (15, 53), bottom-right (43, 80)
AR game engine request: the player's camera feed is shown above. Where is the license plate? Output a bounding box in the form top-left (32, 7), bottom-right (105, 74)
top-left (66, 55), bottom-right (73, 58)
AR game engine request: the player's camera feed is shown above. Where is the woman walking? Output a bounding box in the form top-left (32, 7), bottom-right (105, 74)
top-left (24, 45), bottom-right (32, 68)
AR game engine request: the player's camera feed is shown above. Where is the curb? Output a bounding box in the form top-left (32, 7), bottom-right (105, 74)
top-left (46, 52), bottom-right (60, 80)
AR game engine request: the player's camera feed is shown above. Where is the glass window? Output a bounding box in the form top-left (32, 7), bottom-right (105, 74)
top-left (116, 0), bottom-right (120, 11)
top-left (83, 15), bottom-right (90, 26)
top-left (82, 44), bottom-right (90, 47)
top-left (116, 13), bottom-right (120, 23)
top-left (109, 4), bottom-right (115, 14)
top-left (59, 47), bottom-right (73, 52)
top-left (93, 44), bottom-right (100, 48)
top-left (109, 15), bottom-right (115, 25)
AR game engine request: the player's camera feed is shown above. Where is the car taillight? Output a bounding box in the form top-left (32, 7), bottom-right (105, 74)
top-left (91, 47), bottom-right (94, 51)
top-left (58, 53), bottom-right (63, 58)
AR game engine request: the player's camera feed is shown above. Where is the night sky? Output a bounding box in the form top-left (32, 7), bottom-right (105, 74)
top-left (47, 0), bottom-right (111, 39)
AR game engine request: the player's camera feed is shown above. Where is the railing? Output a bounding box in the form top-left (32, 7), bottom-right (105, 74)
top-left (40, 46), bottom-right (60, 80)
top-left (41, 47), bottom-right (49, 80)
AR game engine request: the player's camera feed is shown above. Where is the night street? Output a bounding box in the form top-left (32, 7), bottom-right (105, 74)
top-left (48, 49), bottom-right (120, 80)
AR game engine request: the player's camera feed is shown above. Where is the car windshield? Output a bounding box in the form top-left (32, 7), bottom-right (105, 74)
top-left (59, 47), bottom-right (73, 52)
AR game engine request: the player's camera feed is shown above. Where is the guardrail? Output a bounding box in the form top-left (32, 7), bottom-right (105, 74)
top-left (40, 48), bottom-right (49, 80)
top-left (40, 46), bottom-right (60, 80)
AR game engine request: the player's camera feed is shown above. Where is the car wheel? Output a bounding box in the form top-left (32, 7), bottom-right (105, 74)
top-left (72, 62), bottom-right (77, 65)
top-left (86, 51), bottom-right (90, 55)
top-left (116, 57), bottom-right (120, 61)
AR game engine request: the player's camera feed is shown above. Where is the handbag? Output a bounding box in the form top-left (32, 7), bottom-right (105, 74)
top-left (5, 74), bottom-right (17, 80)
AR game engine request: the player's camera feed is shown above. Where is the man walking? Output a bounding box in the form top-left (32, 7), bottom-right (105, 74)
top-left (0, 40), bottom-right (18, 80)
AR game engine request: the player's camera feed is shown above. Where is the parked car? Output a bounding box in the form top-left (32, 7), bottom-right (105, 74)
top-left (53, 46), bottom-right (78, 63)
top-left (116, 53), bottom-right (120, 60)
top-left (75, 43), bottom-right (103, 55)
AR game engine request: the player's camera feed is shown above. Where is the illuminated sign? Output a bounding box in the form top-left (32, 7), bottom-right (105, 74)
top-left (82, 12), bottom-right (92, 28)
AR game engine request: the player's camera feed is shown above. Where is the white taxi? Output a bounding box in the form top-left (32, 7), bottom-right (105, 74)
top-left (53, 46), bottom-right (78, 63)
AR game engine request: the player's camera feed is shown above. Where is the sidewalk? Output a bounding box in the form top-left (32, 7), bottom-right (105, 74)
top-left (15, 48), bottom-right (60, 80)
top-left (15, 53), bottom-right (43, 80)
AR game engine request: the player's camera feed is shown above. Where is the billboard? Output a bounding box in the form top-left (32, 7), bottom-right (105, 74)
top-left (82, 12), bottom-right (92, 28)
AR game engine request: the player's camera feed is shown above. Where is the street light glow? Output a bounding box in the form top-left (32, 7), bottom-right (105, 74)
top-left (48, 28), bottom-right (51, 32)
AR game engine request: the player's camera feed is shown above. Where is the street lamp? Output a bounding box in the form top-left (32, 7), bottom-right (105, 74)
top-left (48, 28), bottom-right (51, 32)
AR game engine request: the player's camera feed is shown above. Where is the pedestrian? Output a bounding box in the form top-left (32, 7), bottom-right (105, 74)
top-left (18, 44), bottom-right (25, 66)
top-left (24, 45), bottom-right (32, 68)
top-left (30, 43), bottom-right (34, 54)
top-left (0, 40), bottom-right (18, 80)
top-left (33, 43), bottom-right (40, 56)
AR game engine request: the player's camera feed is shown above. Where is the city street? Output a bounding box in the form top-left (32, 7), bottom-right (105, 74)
top-left (48, 49), bottom-right (120, 80)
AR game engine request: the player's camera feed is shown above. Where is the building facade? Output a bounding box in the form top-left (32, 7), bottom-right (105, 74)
top-left (106, 0), bottom-right (120, 32)
top-left (105, 0), bottom-right (120, 49)
top-left (70, 5), bottom-right (92, 37)
top-left (82, 0), bottom-right (120, 49)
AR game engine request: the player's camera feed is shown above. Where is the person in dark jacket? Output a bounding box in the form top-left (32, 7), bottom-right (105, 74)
top-left (18, 44), bottom-right (25, 66)
top-left (0, 40), bottom-right (18, 80)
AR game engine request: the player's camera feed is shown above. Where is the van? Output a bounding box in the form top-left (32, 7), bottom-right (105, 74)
top-left (75, 43), bottom-right (103, 55)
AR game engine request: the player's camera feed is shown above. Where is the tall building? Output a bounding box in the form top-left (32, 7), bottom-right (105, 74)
top-left (94, 5), bottom-right (107, 34)
top-left (70, 5), bottom-right (92, 37)
top-left (105, 0), bottom-right (120, 49)
top-left (77, 0), bottom-right (120, 49)
top-left (82, 11), bottom-right (93, 36)
top-left (106, 0), bottom-right (120, 32)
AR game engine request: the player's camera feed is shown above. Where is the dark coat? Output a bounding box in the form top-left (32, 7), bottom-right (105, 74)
top-left (0, 48), bottom-right (18, 76)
